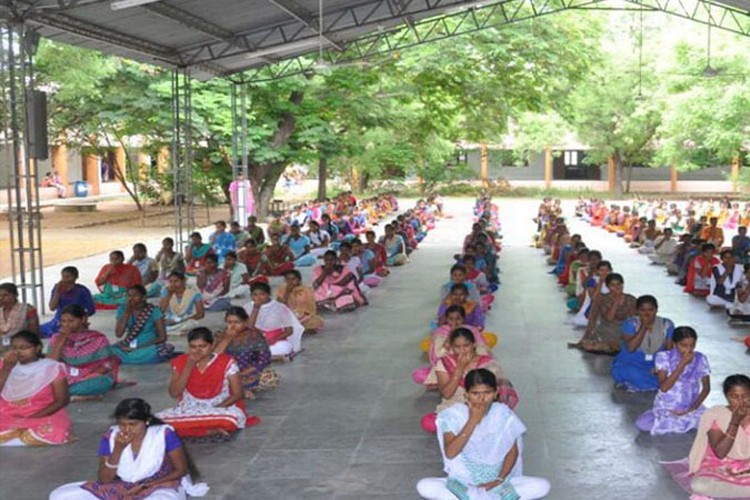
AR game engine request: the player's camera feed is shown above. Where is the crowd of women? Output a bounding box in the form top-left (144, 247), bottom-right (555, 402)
top-left (415, 194), bottom-right (551, 500)
top-left (537, 196), bottom-right (750, 499)
top-left (0, 191), bottom-right (449, 499)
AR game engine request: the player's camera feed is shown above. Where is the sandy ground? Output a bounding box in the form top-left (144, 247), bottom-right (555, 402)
top-left (0, 202), bottom-right (231, 280)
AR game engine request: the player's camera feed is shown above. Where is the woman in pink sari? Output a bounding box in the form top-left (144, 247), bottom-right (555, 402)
top-left (421, 328), bottom-right (517, 434)
top-left (412, 305), bottom-right (491, 386)
top-left (0, 330), bottom-right (73, 446)
top-left (312, 250), bottom-right (368, 313)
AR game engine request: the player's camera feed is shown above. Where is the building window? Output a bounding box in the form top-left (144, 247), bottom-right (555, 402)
top-left (564, 150), bottom-right (579, 166)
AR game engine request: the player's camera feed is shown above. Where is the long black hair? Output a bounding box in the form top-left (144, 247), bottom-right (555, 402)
top-left (113, 398), bottom-right (201, 480)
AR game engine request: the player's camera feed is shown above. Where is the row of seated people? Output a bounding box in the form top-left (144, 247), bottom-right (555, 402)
top-left (0, 197), bottom-right (442, 499)
top-left (573, 197), bottom-right (750, 342)
top-left (576, 196), bottom-right (750, 234)
top-left (537, 198), bottom-right (750, 499)
top-left (416, 196), bottom-right (551, 500)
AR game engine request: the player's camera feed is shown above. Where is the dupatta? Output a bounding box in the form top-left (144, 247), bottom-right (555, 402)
top-left (0, 358), bottom-right (63, 401)
top-left (253, 300), bottom-right (305, 352)
top-left (172, 353), bottom-right (232, 400)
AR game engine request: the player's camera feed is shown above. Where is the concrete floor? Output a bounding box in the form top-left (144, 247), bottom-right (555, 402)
top-left (1, 198), bottom-right (744, 499)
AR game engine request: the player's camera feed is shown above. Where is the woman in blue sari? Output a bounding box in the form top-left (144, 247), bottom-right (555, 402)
top-left (40, 266), bottom-right (95, 338)
top-left (612, 295), bottom-right (675, 391)
top-left (113, 285), bottom-right (174, 364)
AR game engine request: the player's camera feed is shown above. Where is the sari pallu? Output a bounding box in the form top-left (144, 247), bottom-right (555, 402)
top-left (49, 330), bottom-right (119, 396)
top-left (158, 354), bottom-right (246, 438)
top-left (312, 266), bottom-right (367, 312)
top-left (436, 354), bottom-right (518, 411)
top-left (413, 324), bottom-right (491, 386)
top-left (199, 269), bottom-right (230, 310)
top-left (260, 246), bottom-right (295, 276)
top-left (684, 255), bottom-right (720, 296)
top-left (224, 330), bottom-right (276, 391)
top-left (114, 304), bottom-right (174, 364)
top-left (93, 264), bottom-right (142, 310)
top-left (384, 235), bottom-right (408, 265)
top-left (0, 358), bottom-right (73, 446)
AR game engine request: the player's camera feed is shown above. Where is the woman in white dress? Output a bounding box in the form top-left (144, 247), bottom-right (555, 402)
top-left (417, 368), bottom-right (550, 500)
top-left (242, 281), bottom-right (304, 358)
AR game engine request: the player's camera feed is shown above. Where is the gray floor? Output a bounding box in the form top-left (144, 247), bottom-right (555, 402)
top-left (1, 198), bottom-right (744, 499)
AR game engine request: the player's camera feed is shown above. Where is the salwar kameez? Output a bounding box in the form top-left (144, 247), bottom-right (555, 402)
top-left (93, 264), bottom-right (142, 310)
top-left (0, 358), bottom-right (73, 446)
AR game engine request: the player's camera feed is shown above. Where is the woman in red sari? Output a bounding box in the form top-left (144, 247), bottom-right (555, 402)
top-left (363, 230), bottom-right (389, 277)
top-left (157, 328), bottom-right (252, 440)
top-left (257, 233), bottom-right (295, 277)
top-left (685, 243), bottom-right (719, 297)
top-left (93, 251), bottom-right (142, 310)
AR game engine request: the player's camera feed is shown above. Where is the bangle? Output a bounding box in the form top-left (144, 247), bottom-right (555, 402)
top-left (104, 460), bottom-right (119, 469)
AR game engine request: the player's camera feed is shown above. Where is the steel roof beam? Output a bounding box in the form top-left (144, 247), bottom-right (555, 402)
top-left (265, 0), bottom-right (344, 50)
top-left (235, 0), bottom-right (750, 82)
top-left (143, 2), bottom-right (274, 65)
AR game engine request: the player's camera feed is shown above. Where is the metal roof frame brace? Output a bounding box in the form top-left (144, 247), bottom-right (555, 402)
top-left (232, 0), bottom-right (750, 83)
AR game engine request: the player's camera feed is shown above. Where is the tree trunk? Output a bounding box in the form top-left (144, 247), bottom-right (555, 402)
top-left (612, 151), bottom-right (624, 198)
top-left (358, 171), bottom-right (369, 193)
top-left (625, 161), bottom-right (634, 194)
top-left (318, 156), bottom-right (327, 200)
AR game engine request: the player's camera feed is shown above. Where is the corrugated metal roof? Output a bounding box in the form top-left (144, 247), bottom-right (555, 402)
top-left (1, 0), bottom-right (748, 80)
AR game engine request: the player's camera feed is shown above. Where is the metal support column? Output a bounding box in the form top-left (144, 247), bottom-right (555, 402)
top-left (230, 81), bottom-right (251, 225)
top-left (1, 23), bottom-right (45, 312)
top-left (171, 67), bottom-right (194, 251)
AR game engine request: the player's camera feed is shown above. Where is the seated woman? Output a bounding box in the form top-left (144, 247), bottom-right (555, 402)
top-left (351, 238), bottom-right (382, 287)
top-left (687, 374), bottom-right (750, 499)
top-left (422, 328), bottom-right (518, 434)
top-left (128, 243), bottom-right (160, 297)
top-left (707, 249), bottom-right (743, 308)
top-left (238, 238), bottom-right (264, 277)
top-left (438, 284), bottom-right (484, 329)
top-left (381, 224), bottom-right (408, 266)
top-left (307, 219), bottom-right (331, 257)
top-left (636, 326), bottom-right (710, 435)
top-left (276, 270), bottom-right (324, 333)
top-left (0, 282), bottom-right (39, 350)
top-left (685, 243), bottom-right (719, 297)
top-left (40, 266), bottom-right (95, 338)
top-left (728, 264), bottom-right (750, 322)
top-left (114, 285), bottom-right (174, 364)
top-left (223, 251), bottom-right (250, 299)
top-left (196, 254), bottom-right (231, 312)
top-left (160, 272), bottom-right (205, 336)
top-left (647, 228), bottom-right (677, 265)
top-left (413, 305), bottom-right (491, 386)
top-left (417, 369), bottom-right (549, 500)
top-left (155, 237), bottom-right (186, 288)
top-left (283, 223), bottom-right (317, 267)
top-left (209, 220), bottom-right (235, 264)
top-left (364, 230), bottom-right (390, 277)
top-left (243, 281), bottom-right (305, 358)
top-left (184, 232), bottom-right (213, 276)
top-left (257, 233), bottom-right (295, 276)
top-left (157, 328), bottom-right (250, 440)
top-left (48, 305), bottom-right (120, 397)
top-left (570, 273), bottom-right (636, 355)
top-left (0, 331), bottom-right (72, 446)
top-left (612, 295), bottom-right (675, 392)
top-left (93, 251), bottom-right (142, 310)
top-left (214, 307), bottom-right (277, 400)
top-left (571, 259), bottom-right (611, 328)
top-left (440, 264), bottom-right (482, 306)
top-left (312, 250), bottom-right (368, 313)
top-left (50, 398), bottom-right (208, 500)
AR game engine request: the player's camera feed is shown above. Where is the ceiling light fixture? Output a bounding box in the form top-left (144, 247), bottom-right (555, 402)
top-left (111, 0), bottom-right (162, 11)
